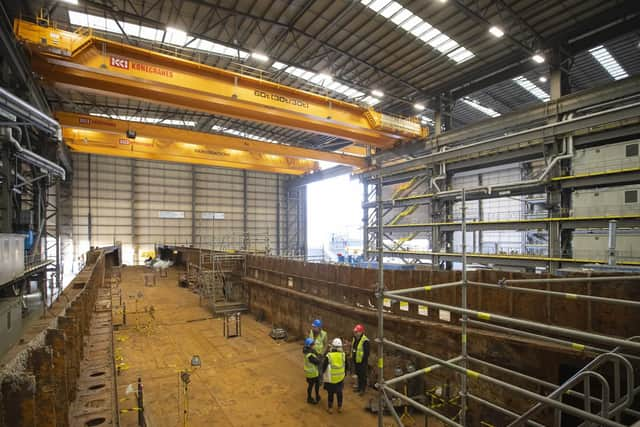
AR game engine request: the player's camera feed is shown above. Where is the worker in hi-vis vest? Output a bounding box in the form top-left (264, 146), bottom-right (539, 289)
top-left (321, 338), bottom-right (346, 414)
top-left (302, 337), bottom-right (322, 404)
top-left (351, 324), bottom-right (370, 395)
top-left (309, 319), bottom-right (328, 355)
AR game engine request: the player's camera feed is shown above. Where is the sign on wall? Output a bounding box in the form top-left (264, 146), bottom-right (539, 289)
top-left (201, 212), bottom-right (225, 220)
top-left (158, 211), bottom-right (185, 219)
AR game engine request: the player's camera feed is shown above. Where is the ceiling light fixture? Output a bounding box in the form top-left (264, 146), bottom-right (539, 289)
top-left (371, 89), bottom-right (384, 97)
top-left (539, 76), bottom-right (547, 83)
top-left (413, 103), bottom-right (425, 111)
top-left (251, 52), bottom-right (269, 62)
top-left (532, 53), bottom-right (545, 64)
top-left (61, 0), bottom-right (79, 4)
top-left (488, 26), bottom-right (504, 38)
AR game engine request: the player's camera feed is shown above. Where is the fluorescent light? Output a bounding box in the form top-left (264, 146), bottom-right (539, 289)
top-left (360, 0), bottom-right (473, 64)
top-left (532, 53), bottom-right (545, 63)
top-left (463, 98), bottom-right (500, 118)
top-left (488, 26), bottom-right (504, 38)
top-left (371, 89), bottom-right (384, 97)
top-left (60, 0), bottom-right (79, 4)
top-left (413, 103), bottom-right (425, 111)
top-left (513, 76), bottom-right (550, 102)
top-left (251, 52), bottom-right (269, 62)
top-left (588, 45), bottom-right (629, 80)
top-left (539, 76), bottom-right (547, 83)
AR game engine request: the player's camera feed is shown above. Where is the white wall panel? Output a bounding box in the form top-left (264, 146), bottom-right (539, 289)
top-left (70, 154), bottom-right (298, 265)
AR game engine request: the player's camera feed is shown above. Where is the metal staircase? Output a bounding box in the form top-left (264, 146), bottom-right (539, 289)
top-left (508, 337), bottom-right (640, 427)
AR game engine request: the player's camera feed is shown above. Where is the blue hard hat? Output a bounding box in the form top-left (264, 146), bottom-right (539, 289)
top-left (312, 319), bottom-right (322, 328)
top-left (304, 337), bottom-right (315, 347)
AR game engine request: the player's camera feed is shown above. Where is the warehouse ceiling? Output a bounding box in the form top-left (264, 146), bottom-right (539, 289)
top-left (9, 0), bottom-right (640, 152)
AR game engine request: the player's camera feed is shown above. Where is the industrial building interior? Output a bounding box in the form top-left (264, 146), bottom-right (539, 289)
top-left (1, 0), bottom-right (640, 426)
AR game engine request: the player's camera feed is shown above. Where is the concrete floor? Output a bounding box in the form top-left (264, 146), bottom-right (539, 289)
top-left (114, 266), bottom-right (392, 427)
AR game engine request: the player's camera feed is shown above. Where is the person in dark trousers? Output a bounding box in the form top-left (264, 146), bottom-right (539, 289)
top-left (322, 338), bottom-right (346, 414)
top-left (303, 337), bottom-right (322, 404)
top-left (351, 324), bottom-right (369, 395)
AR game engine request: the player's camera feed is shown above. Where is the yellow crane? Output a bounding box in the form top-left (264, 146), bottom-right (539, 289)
top-left (57, 111), bottom-right (368, 172)
top-left (15, 18), bottom-right (426, 150)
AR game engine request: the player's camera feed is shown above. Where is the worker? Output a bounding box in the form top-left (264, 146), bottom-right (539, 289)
top-left (322, 338), bottom-right (346, 414)
top-left (309, 319), bottom-right (328, 356)
top-left (303, 337), bottom-right (322, 404)
top-left (351, 324), bottom-right (369, 395)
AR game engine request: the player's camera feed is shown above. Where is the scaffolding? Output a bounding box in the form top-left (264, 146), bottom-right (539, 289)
top-left (375, 189), bottom-right (640, 427)
top-left (189, 249), bottom-right (248, 314)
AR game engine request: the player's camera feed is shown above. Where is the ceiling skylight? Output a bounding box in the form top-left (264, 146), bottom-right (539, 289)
top-left (512, 76), bottom-right (550, 102)
top-left (271, 63), bottom-right (380, 106)
top-left (418, 115), bottom-right (434, 125)
top-left (462, 98), bottom-right (500, 118)
top-left (89, 113), bottom-right (196, 126)
top-left (68, 11), bottom-right (248, 59)
top-left (589, 46), bottom-right (629, 81)
top-left (211, 124), bottom-right (281, 144)
top-left (360, 0), bottom-right (474, 63)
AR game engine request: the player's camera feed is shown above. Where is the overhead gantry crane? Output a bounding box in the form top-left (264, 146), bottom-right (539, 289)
top-left (14, 18), bottom-right (426, 154)
top-left (56, 111), bottom-right (367, 174)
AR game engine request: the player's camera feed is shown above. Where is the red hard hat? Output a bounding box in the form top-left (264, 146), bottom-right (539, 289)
top-left (353, 324), bottom-right (364, 333)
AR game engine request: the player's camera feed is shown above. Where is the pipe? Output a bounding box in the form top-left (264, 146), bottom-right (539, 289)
top-left (381, 115), bottom-right (576, 204)
top-left (383, 339), bottom-right (625, 427)
top-left (502, 275), bottom-right (640, 284)
top-left (0, 87), bottom-right (60, 137)
top-left (381, 293), bottom-right (640, 351)
top-left (0, 128), bottom-right (66, 180)
top-left (386, 281), bottom-right (462, 296)
top-left (468, 354), bottom-right (639, 418)
top-left (381, 389), bottom-right (404, 427)
top-left (376, 174), bottom-right (385, 427)
top-left (608, 220), bottom-right (617, 266)
top-left (431, 160), bottom-right (446, 192)
top-left (466, 393), bottom-right (545, 427)
top-left (467, 281), bottom-right (640, 308)
top-left (384, 386), bottom-right (462, 427)
top-left (466, 320), bottom-right (640, 362)
top-left (384, 356), bottom-right (464, 386)
top-left (460, 188), bottom-right (468, 426)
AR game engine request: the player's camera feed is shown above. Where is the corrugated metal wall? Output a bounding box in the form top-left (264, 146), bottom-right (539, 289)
top-left (70, 153), bottom-right (300, 265)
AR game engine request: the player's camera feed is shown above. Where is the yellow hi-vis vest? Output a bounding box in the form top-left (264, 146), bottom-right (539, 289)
top-left (327, 352), bottom-right (345, 384)
top-left (352, 335), bottom-right (369, 364)
top-left (304, 353), bottom-right (319, 379)
top-left (309, 329), bottom-right (327, 354)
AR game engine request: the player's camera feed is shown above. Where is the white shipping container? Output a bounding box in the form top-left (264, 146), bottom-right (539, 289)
top-left (572, 185), bottom-right (640, 217)
top-left (573, 140), bottom-right (640, 175)
top-left (0, 234), bottom-right (25, 285)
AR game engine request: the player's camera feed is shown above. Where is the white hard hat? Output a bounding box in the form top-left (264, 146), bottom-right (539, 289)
top-left (331, 338), bottom-right (343, 348)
